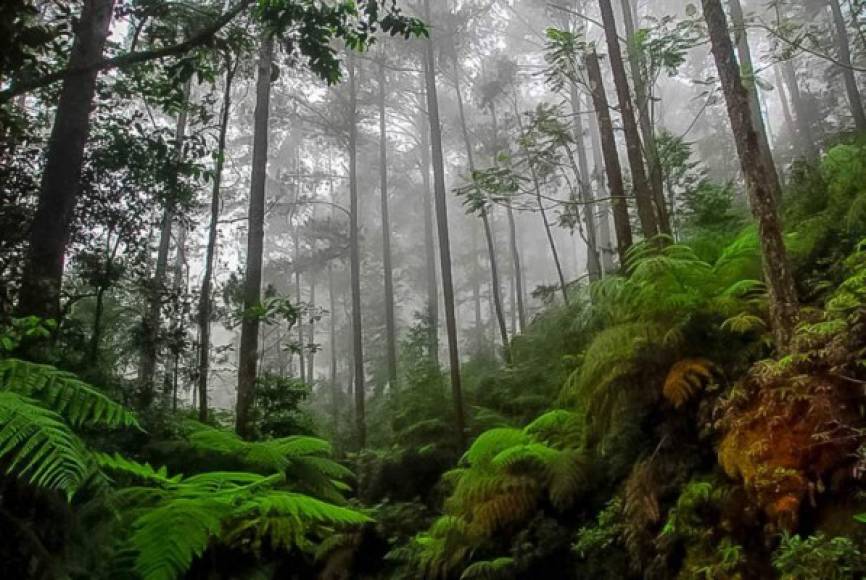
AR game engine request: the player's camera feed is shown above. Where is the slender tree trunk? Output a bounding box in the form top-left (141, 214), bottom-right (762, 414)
top-left (569, 83), bottom-right (602, 281)
top-left (88, 285), bottom-right (106, 365)
top-left (598, 0), bottom-right (659, 239)
top-left (471, 229), bottom-right (484, 353)
top-left (378, 60), bottom-right (398, 388)
top-left (418, 86), bottom-right (439, 363)
top-left (781, 59), bottom-right (819, 162)
top-left (702, 0), bottom-right (799, 350)
top-left (506, 208), bottom-right (526, 331)
top-left (618, 0), bottom-right (671, 234)
top-left (513, 100), bottom-right (570, 304)
top-left (17, 0), bottom-right (114, 320)
top-left (235, 36), bottom-right (273, 439)
top-left (453, 66), bottom-right (510, 360)
top-left (729, 0), bottom-right (778, 188)
top-left (294, 226), bottom-right (306, 384)
top-left (423, 0), bottom-right (467, 447)
top-left (489, 100), bottom-right (526, 333)
top-left (196, 57), bottom-right (235, 423)
top-left (773, 64), bottom-right (797, 151)
top-left (138, 79), bottom-right (192, 404)
top-left (586, 49), bottom-right (633, 264)
top-left (586, 92), bottom-right (617, 272)
top-left (827, 0), bottom-right (866, 131)
top-left (307, 272), bottom-right (316, 382)
top-left (328, 261), bottom-right (339, 433)
top-left (347, 54), bottom-right (366, 448)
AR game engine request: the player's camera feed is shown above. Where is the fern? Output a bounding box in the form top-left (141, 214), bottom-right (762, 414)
top-left (460, 557), bottom-right (516, 579)
top-left (0, 391), bottom-right (89, 496)
top-left (0, 358), bottom-right (138, 429)
top-left (662, 358), bottom-right (715, 408)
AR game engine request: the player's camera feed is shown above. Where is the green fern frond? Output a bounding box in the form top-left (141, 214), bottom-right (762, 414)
top-left (94, 452), bottom-right (183, 487)
top-left (0, 391), bottom-right (89, 495)
top-left (460, 557), bottom-right (515, 579)
top-left (0, 359), bottom-right (138, 429)
top-left (462, 428), bottom-right (529, 467)
top-left (523, 409), bottom-right (583, 448)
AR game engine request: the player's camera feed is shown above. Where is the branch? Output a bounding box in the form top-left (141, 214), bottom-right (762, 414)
top-left (0, 0), bottom-right (253, 102)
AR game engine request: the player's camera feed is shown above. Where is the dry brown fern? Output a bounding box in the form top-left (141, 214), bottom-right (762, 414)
top-left (662, 358), bottom-right (715, 408)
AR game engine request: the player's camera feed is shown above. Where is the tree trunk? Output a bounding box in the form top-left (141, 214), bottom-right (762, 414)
top-left (489, 100), bottom-right (527, 334)
top-left (569, 83), bottom-right (602, 281)
top-left (585, 49), bottom-right (633, 265)
top-left (827, 0), bottom-right (866, 132)
top-left (88, 285), bottom-right (106, 365)
top-left (453, 66), bottom-right (510, 361)
top-left (138, 79), bottom-right (192, 405)
top-left (347, 54), bottom-right (366, 448)
top-left (307, 273), bottom-right (316, 382)
top-left (781, 59), bottom-right (819, 162)
top-left (423, 0), bottom-right (467, 447)
top-left (471, 229), bottom-right (484, 354)
top-left (702, 0), bottom-right (799, 350)
top-left (328, 261), bottom-right (339, 433)
top-left (513, 101), bottom-right (570, 304)
top-left (773, 64), bottom-right (797, 152)
top-left (294, 226), bottom-right (306, 384)
top-left (586, 92), bottom-right (617, 272)
top-left (196, 57), bottom-right (235, 423)
top-left (17, 0), bottom-right (114, 321)
top-left (729, 0), bottom-right (778, 187)
top-left (618, 0), bottom-right (671, 234)
top-left (418, 86), bottom-right (439, 364)
top-left (378, 61), bottom-right (398, 388)
top-left (597, 0), bottom-right (659, 240)
top-left (235, 36), bottom-right (273, 439)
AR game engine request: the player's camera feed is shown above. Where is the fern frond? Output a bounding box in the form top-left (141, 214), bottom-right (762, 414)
top-left (94, 452), bottom-right (183, 487)
top-left (662, 358), bottom-right (715, 408)
top-left (460, 557), bottom-right (515, 579)
top-left (523, 409), bottom-right (583, 448)
top-left (0, 359), bottom-right (138, 429)
top-left (462, 428), bottom-right (528, 467)
top-left (0, 391), bottom-right (88, 495)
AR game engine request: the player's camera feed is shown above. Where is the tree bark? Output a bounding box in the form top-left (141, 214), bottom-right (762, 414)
top-left (585, 50), bottom-right (633, 265)
top-left (423, 0), bottom-right (467, 447)
top-left (197, 57), bottom-right (235, 423)
top-left (827, 0), bottom-right (866, 132)
top-left (347, 53), bottom-right (366, 448)
top-left (598, 0), bottom-right (659, 240)
top-left (294, 226), bottom-right (306, 385)
top-left (17, 0), bottom-right (114, 320)
top-left (729, 0), bottom-right (778, 186)
top-left (418, 84), bottom-right (439, 363)
top-left (773, 64), bottom-right (797, 151)
top-left (618, 0), bottom-right (671, 234)
top-left (235, 36), bottom-right (273, 439)
top-left (569, 83), bottom-right (602, 281)
top-left (586, 91), bottom-right (617, 272)
top-left (702, 0), bottom-right (799, 350)
top-left (378, 60), bottom-right (398, 388)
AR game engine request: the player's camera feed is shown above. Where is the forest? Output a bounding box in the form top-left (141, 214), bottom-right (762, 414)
top-left (2, 0), bottom-right (866, 578)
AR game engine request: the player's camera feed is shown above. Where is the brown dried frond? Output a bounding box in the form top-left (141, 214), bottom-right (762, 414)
top-left (662, 358), bottom-right (715, 407)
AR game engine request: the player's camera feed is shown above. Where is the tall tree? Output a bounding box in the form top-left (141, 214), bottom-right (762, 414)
top-left (417, 86), bottom-right (439, 363)
top-left (597, 0), bottom-right (659, 240)
top-left (728, 0), bottom-right (777, 182)
top-left (347, 53), bottom-right (366, 448)
top-left (569, 85), bottom-right (602, 281)
top-left (826, 0), bottom-right (866, 132)
top-left (702, 0), bottom-right (799, 349)
top-left (17, 0), bottom-right (114, 320)
top-left (378, 58), bottom-right (398, 388)
top-left (138, 79), bottom-right (192, 404)
top-left (586, 92), bottom-right (617, 272)
top-left (453, 62), bottom-right (510, 360)
top-left (423, 0), bottom-right (467, 447)
top-left (585, 49), bottom-right (633, 264)
top-left (618, 0), bottom-right (671, 234)
top-left (196, 55), bottom-right (236, 423)
top-left (235, 35), bottom-right (273, 438)
top-left (780, 59), bottom-right (819, 162)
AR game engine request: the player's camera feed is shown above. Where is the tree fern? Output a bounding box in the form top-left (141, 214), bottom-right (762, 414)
top-left (0, 358), bottom-right (138, 429)
top-left (0, 390), bottom-right (89, 496)
top-left (460, 557), bottom-right (516, 579)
